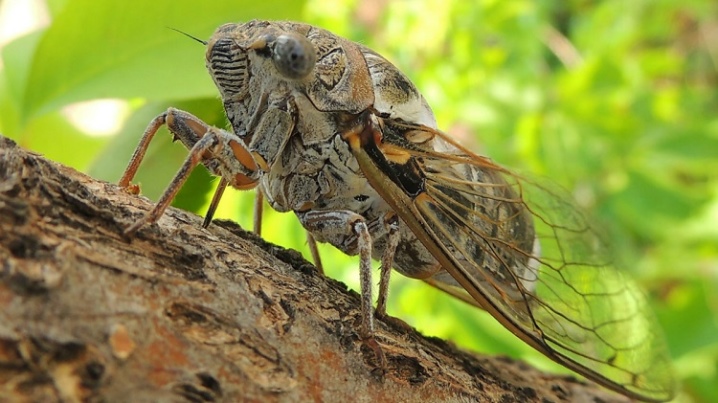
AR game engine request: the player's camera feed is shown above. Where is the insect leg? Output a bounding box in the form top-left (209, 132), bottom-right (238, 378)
top-left (124, 131), bottom-right (259, 236)
top-left (125, 130), bottom-right (220, 235)
top-left (120, 107), bottom-right (260, 235)
top-left (354, 219), bottom-right (386, 368)
top-left (376, 213), bottom-right (400, 317)
top-left (306, 232), bottom-right (324, 274)
top-left (253, 191), bottom-right (264, 235)
top-left (202, 177), bottom-right (229, 228)
top-left (118, 108), bottom-right (212, 192)
top-left (298, 210), bottom-right (386, 366)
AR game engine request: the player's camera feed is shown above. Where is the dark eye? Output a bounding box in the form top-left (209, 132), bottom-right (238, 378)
top-left (272, 34), bottom-right (316, 79)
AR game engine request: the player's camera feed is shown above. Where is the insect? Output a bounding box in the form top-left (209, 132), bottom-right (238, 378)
top-left (118, 20), bottom-right (675, 401)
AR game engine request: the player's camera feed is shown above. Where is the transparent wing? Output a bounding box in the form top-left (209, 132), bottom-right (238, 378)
top-left (349, 116), bottom-right (675, 402)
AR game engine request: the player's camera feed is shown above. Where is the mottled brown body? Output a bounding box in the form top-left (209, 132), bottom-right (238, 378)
top-left (118, 20), bottom-right (674, 402)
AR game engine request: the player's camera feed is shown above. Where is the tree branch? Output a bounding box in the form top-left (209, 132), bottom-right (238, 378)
top-left (0, 136), bottom-right (627, 402)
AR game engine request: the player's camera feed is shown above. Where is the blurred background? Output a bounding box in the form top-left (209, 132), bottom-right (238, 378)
top-left (1, 0), bottom-right (716, 401)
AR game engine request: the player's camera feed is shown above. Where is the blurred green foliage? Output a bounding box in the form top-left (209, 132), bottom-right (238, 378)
top-left (2, 0), bottom-right (716, 401)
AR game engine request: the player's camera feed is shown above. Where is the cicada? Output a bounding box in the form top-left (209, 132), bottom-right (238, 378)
top-left (118, 20), bottom-right (675, 401)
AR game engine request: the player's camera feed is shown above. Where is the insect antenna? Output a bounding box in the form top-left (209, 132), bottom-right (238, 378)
top-left (167, 27), bottom-right (207, 45)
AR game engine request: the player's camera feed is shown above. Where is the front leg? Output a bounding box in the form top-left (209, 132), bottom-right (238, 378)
top-left (119, 108), bottom-right (260, 235)
top-left (120, 98), bottom-right (296, 234)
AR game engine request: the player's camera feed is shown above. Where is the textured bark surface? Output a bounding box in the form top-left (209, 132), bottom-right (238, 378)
top-left (0, 135), bottom-right (628, 402)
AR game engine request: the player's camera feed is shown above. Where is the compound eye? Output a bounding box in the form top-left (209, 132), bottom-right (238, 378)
top-left (272, 34), bottom-right (316, 79)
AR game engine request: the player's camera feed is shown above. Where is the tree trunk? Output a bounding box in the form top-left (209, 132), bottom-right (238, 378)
top-left (0, 135), bottom-right (627, 402)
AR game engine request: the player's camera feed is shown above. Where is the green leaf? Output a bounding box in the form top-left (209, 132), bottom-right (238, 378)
top-left (654, 131), bottom-right (718, 160)
top-left (19, 0), bottom-right (306, 123)
top-left (0, 30), bottom-right (45, 135)
top-left (609, 170), bottom-right (707, 240)
top-left (657, 280), bottom-right (718, 358)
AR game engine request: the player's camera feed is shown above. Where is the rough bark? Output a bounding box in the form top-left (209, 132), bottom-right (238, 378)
top-left (0, 135), bottom-right (627, 403)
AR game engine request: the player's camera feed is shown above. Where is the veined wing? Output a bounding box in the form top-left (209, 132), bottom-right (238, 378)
top-left (344, 113), bottom-right (675, 402)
